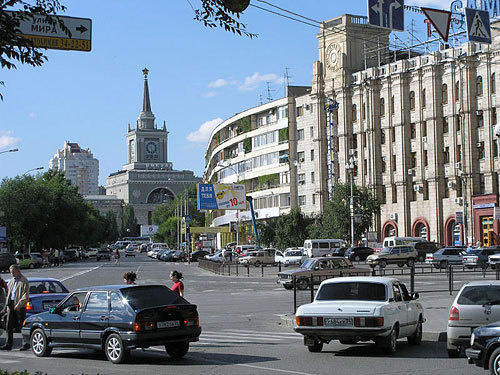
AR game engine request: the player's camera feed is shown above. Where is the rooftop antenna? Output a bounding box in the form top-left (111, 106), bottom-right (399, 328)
top-left (259, 94), bottom-right (264, 105)
top-left (266, 82), bottom-right (274, 102)
top-left (284, 67), bottom-right (291, 96)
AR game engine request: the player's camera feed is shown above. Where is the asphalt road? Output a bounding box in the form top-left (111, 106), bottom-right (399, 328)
top-left (0, 254), bottom-right (487, 375)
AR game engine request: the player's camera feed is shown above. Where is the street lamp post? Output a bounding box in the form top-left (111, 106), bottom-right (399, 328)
top-left (23, 166), bottom-right (44, 175)
top-left (0, 148), bottom-right (18, 155)
top-left (345, 154), bottom-right (357, 247)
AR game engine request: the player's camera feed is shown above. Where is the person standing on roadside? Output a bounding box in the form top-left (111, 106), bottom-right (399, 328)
top-left (0, 264), bottom-right (29, 351)
top-left (114, 248), bottom-right (121, 266)
top-left (53, 249), bottom-right (59, 266)
top-left (170, 270), bottom-right (184, 297)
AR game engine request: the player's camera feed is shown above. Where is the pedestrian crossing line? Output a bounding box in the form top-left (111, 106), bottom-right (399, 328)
top-left (222, 329), bottom-right (302, 337)
top-left (204, 330), bottom-right (300, 340)
top-left (201, 332), bottom-right (284, 341)
top-left (199, 337), bottom-right (248, 343)
top-left (0, 359), bottom-right (20, 363)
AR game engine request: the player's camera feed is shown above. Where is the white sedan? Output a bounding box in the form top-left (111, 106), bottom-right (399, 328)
top-left (283, 248), bottom-right (307, 266)
top-left (294, 276), bottom-right (424, 354)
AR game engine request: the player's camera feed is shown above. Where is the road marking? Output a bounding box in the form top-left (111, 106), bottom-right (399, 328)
top-left (223, 329), bottom-right (302, 337)
top-left (202, 332), bottom-right (284, 341)
top-left (199, 337), bottom-right (248, 343)
top-left (60, 266), bottom-right (100, 281)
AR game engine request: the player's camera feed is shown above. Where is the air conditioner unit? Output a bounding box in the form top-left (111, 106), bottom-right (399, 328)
top-left (298, 180), bottom-right (305, 185)
top-left (455, 162), bottom-right (462, 170)
top-left (476, 142), bottom-right (483, 148)
top-left (408, 169), bottom-right (415, 176)
top-left (455, 197), bottom-right (463, 205)
top-left (422, 136), bottom-right (427, 143)
top-left (390, 213), bottom-right (398, 221)
top-left (447, 181), bottom-right (456, 189)
top-left (413, 185), bottom-right (422, 192)
top-left (299, 158), bottom-right (305, 163)
top-left (305, 104), bottom-right (310, 110)
top-left (476, 110), bottom-right (483, 116)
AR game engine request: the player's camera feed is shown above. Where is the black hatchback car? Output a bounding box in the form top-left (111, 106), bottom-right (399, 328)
top-left (0, 252), bottom-right (16, 272)
top-left (466, 322), bottom-right (500, 373)
top-left (344, 246), bottom-right (374, 262)
top-left (22, 285), bottom-right (202, 363)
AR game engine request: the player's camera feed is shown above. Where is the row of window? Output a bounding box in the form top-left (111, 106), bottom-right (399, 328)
top-left (218, 151), bottom-right (280, 179)
top-left (253, 130), bottom-right (277, 148)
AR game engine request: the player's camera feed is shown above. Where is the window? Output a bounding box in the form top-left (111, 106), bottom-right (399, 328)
top-left (442, 83), bottom-right (448, 104)
top-left (362, 103), bottom-right (366, 120)
top-left (380, 98), bottom-right (385, 116)
top-left (62, 292), bottom-right (87, 312)
top-left (391, 96), bottom-right (395, 114)
top-left (258, 117), bottom-right (264, 127)
top-left (410, 123), bottom-right (416, 139)
top-left (352, 104), bottom-right (357, 122)
top-left (298, 195), bottom-right (306, 206)
top-left (411, 152), bottom-right (417, 169)
top-left (363, 133), bottom-right (367, 147)
top-left (477, 113), bottom-right (484, 128)
top-left (477, 76), bottom-right (483, 96)
top-left (493, 108), bottom-right (497, 125)
top-left (353, 135), bottom-right (358, 149)
top-left (297, 129), bottom-right (304, 140)
top-left (457, 145), bottom-right (462, 162)
top-left (444, 178), bottom-right (449, 198)
top-left (422, 121), bottom-right (427, 137)
top-left (443, 117), bottom-right (449, 133)
top-left (444, 147), bottom-right (450, 164)
top-left (364, 159), bottom-right (367, 175)
top-left (391, 127), bottom-right (395, 142)
top-left (422, 89), bottom-right (426, 108)
top-left (312, 194), bottom-right (316, 205)
top-left (392, 185), bottom-right (398, 203)
top-left (494, 141), bottom-right (499, 157)
top-left (111, 292), bottom-right (125, 311)
top-left (129, 140), bottom-right (135, 163)
top-left (311, 171), bottom-right (315, 183)
top-left (456, 114), bottom-right (462, 131)
top-left (310, 149), bottom-right (314, 161)
top-left (423, 150), bottom-right (428, 167)
top-left (297, 151), bottom-right (305, 163)
top-left (310, 126), bottom-right (314, 138)
top-left (381, 187), bottom-right (386, 204)
top-left (455, 81), bottom-right (460, 101)
top-left (492, 73), bottom-right (496, 94)
top-left (478, 142), bottom-right (485, 159)
top-left (381, 157), bottom-right (386, 173)
top-left (296, 106), bottom-right (303, 117)
top-left (392, 154), bottom-right (396, 172)
top-left (298, 173), bottom-right (305, 184)
top-left (279, 106), bottom-right (288, 119)
top-left (479, 173), bottom-right (485, 194)
top-left (85, 292), bottom-right (108, 312)
top-left (381, 129), bottom-right (386, 144)
top-left (409, 91), bottom-right (415, 110)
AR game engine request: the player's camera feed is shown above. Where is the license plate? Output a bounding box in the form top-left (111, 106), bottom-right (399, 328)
top-left (43, 302), bottom-right (59, 309)
top-left (157, 320), bottom-right (180, 329)
top-left (324, 318), bottom-right (353, 327)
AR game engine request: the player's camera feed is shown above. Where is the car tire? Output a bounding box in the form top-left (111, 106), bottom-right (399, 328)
top-left (383, 327), bottom-right (398, 354)
top-left (254, 261), bottom-right (261, 267)
top-left (417, 255), bottom-right (425, 262)
top-left (307, 340), bottom-right (323, 353)
top-left (447, 345), bottom-right (461, 358)
top-left (165, 342), bottom-right (189, 358)
top-left (439, 260), bottom-right (448, 269)
top-left (105, 333), bottom-right (129, 364)
top-left (354, 255), bottom-right (361, 262)
top-left (407, 258), bottom-right (415, 267)
top-left (297, 278), bottom-right (309, 290)
top-left (489, 347), bottom-right (500, 374)
top-left (407, 319), bottom-right (422, 345)
top-left (31, 328), bottom-right (52, 357)
top-left (379, 260), bottom-right (387, 268)
top-left (481, 262), bottom-right (489, 270)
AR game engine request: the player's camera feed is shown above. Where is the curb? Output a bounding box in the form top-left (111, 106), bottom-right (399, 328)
top-left (279, 314), bottom-right (447, 342)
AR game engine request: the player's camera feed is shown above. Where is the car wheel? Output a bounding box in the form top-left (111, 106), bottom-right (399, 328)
top-left (105, 333), bottom-right (129, 364)
top-left (379, 260), bottom-right (387, 268)
top-left (283, 284), bottom-right (293, 290)
top-left (407, 258), bottom-right (415, 267)
top-left (447, 345), bottom-right (461, 358)
top-left (383, 327), bottom-right (398, 354)
top-left (307, 340), bottom-right (323, 353)
top-left (29, 263), bottom-right (34, 269)
top-left (297, 278), bottom-right (309, 290)
top-left (417, 255), bottom-right (425, 262)
top-left (31, 328), bottom-right (52, 357)
top-left (254, 261), bottom-right (261, 267)
top-left (96, 258), bottom-right (100, 262)
top-left (440, 260), bottom-right (448, 269)
top-left (165, 342), bottom-right (189, 358)
top-left (354, 255), bottom-right (361, 262)
top-left (489, 347), bottom-right (500, 374)
top-left (481, 262), bottom-right (489, 270)
top-left (407, 319), bottom-right (422, 345)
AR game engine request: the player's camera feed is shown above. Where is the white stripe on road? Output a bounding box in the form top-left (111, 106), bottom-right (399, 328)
top-left (201, 332), bottom-right (283, 341)
top-left (223, 329), bottom-right (302, 337)
top-left (204, 330), bottom-right (300, 340)
top-left (199, 337), bottom-right (248, 343)
top-left (60, 266), bottom-right (100, 281)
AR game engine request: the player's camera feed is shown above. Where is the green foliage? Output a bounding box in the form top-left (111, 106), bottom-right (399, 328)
top-left (257, 218), bottom-right (277, 247)
top-left (235, 115), bottom-right (251, 135)
top-left (257, 173), bottom-right (279, 188)
top-left (120, 204), bottom-right (138, 238)
top-left (279, 127), bottom-right (289, 142)
top-left (243, 138), bottom-right (252, 153)
top-left (274, 207), bottom-right (313, 250)
top-left (215, 132), bottom-right (220, 144)
top-left (309, 183), bottom-right (380, 243)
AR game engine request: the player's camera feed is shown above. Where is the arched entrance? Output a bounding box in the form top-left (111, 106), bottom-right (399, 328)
top-left (147, 187), bottom-right (175, 204)
top-left (412, 218), bottom-right (430, 241)
top-left (444, 216), bottom-right (461, 246)
top-left (382, 220), bottom-right (398, 238)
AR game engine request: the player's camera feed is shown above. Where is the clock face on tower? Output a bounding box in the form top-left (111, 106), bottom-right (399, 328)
top-left (326, 43), bottom-right (341, 72)
top-left (145, 139), bottom-right (159, 160)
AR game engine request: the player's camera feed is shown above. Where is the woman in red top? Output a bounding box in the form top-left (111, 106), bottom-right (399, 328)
top-left (170, 270), bottom-right (184, 297)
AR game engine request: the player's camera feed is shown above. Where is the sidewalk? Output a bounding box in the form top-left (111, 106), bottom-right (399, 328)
top-left (279, 290), bottom-right (456, 342)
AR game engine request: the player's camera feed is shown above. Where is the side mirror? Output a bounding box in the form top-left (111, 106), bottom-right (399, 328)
top-left (49, 307), bottom-right (60, 314)
top-left (412, 293), bottom-right (419, 300)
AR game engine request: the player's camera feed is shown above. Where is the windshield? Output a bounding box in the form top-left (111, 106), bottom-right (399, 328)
top-left (467, 250), bottom-right (482, 255)
top-left (121, 286), bottom-right (187, 309)
top-left (29, 280), bottom-right (68, 294)
top-left (300, 258), bottom-right (316, 270)
top-left (379, 247), bottom-right (392, 254)
top-left (316, 282), bottom-right (387, 301)
top-left (246, 252), bottom-right (257, 257)
top-left (285, 251), bottom-right (302, 257)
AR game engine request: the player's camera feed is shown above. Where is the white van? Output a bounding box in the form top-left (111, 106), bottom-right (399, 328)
top-left (382, 236), bottom-right (424, 248)
top-left (303, 239), bottom-right (344, 258)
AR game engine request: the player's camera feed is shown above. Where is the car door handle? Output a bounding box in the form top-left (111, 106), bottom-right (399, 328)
top-left (73, 316), bottom-right (80, 320)
top-left (100, 316), bottom-right (107, 321)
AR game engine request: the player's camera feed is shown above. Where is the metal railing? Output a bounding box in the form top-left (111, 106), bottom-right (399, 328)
top-left (198, 259), bottom-right (284, 277)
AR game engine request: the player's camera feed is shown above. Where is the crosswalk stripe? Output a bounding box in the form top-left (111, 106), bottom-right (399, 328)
top-left (202, 333), bottom-right (283, 341)
top-left (0, 359), bottom-right (20, 363)
top-left (199, 337), bottom-right (248, 343)
top-left (203, 330), bottom-right (300, 340)
top-left (222, 329), bottom-right (302, 337)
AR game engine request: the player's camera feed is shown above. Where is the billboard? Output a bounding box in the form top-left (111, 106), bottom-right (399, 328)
top-left (140, 225), bottom-right (158, 237)
top-left (197, 184), bottom-right (246, 210)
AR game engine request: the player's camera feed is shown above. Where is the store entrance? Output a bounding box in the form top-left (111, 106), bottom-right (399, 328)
top-left (482, 216), bottom-right (494, 247)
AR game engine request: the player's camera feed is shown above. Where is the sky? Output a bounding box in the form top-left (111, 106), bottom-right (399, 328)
top-left (0, 0), bottom-right (457, 185)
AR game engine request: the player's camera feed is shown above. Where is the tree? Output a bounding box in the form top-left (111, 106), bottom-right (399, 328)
top-left (120, 204), bottom-right (138, 238)
top-left (310, 183), bottom-right (380, 244)
top-left (257, 217), bottom-right (277, 248)
top-left (102, 210), bottom-right (119, 243)
top-left (274, 207), bottom-right (313, 250)
top-left (154, 216), bottom-right (178, 248)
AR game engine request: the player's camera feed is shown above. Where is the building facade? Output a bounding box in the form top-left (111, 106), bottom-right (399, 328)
top-left (204, 14), bottom-right (500, 247)
top-left (106, 69), bottom-right (199, 226)
top-left (49, 141), bottom-right (99, 195)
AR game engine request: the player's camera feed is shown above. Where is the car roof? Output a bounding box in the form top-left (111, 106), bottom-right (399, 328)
top-left (73, 284), bottom-right (167, 293)
top-left (461, 280), bottom-right (500, 287)
top-left (5, 277), bottom-right (63, 283)
top-left (320, 276), bottom-right (395, 285)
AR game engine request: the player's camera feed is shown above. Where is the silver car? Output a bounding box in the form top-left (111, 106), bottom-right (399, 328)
top-left (447, 281), bottom-right (500, 358)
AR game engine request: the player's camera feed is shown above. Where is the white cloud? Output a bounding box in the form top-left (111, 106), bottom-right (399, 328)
top-left (202, 91), bottom-right (216, 98)
top-left (208, 78), bottom-right (228, 88)
top-left (186, 118), bottom-right (223, 143)
top-left (239, 72), bottom-right (282, 91)
top-left (0, 131), bottom-right (20, 149)
top-left (28, 112), bottom-right (37, 118)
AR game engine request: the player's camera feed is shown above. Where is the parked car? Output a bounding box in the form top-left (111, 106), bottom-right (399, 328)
top-left (96, 249), bottom-right (111, 261)
top-left (205, 250), bottom-right (239, 263)
top-left (489, 253), bottom-right (500, 269)
top-left (22, 285), bottom-right (201, 363)
top-left (466, 321), bottom-right (500, 373)
top-left (0, 252), bottom-right (17, 272)
top-left (447, 281), bottom-right (500, 358)
top-left (190, 250), bottom-right (209, 262)
top-left (295, 277), bottom-right (424, 354)
top-left (29, 253), bottom-right (44, 268)
top-left (125, 246), bottom-right (136, 257)
top-left (239, 250), bottom-right (275, 267)
top-left (366, 245), bottom-right (417, 268)
top-left (15, 253), bottom-right (35, 269)
top-left (235, 244), bottom-right (257, 255)
top-left (463, 248), bottom-right (500, 269)
top-left (413, 242), bottom-right (440, 262)
top-left (344, 246), bottom-right (374, 262)
top-left (283, 248), bottom-right (307, 267)
top-left (277, 257), bottom-right (371, 290)
top-left (86, 248), bottom-right (99, 257)
top-left (171, 250), bottom-right (187, 262)
top-left (329, 247), bottom-right (349, 257)
top-left (158, 249), bottom-right (175, 261)
top-left (62, 249), bottom-right (79, 262)
top-left (24, 278), bottom-right (70, 317)
top-left (425, 247), bottom-right (467, 269)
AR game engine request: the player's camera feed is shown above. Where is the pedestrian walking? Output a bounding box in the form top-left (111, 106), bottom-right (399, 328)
top-left (123, 271), bottom-right (137, 284)
top-left (221, 247), bottom-right (227, 263)
top-left (54, 249), bottom-right (59, 266)
top-left (114, 248), bottom-right (121, 266)
top-left (0, 264), bottom-right (30, 351)
top-left (170, 270), bottom-right (184, 297)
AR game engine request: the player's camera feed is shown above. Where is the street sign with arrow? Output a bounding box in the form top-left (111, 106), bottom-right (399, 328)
top-left (5, 11), bottom-right (92, 52)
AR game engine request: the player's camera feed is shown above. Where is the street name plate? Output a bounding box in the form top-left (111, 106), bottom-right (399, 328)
top-left (5, 11), bottom-right (92, 51)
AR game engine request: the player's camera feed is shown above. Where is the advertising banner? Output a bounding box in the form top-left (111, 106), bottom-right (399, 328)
top-left (197, 184), bottom-right (246, 210)
top-left (140, 225), bottom-right (158, 237)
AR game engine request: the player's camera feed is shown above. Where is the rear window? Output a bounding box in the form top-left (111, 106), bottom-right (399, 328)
top-left (121, 286), bottom-right (187, 309)
top-left (457, 285), bottom-right (500, 305)
top-left (316, 282), bottom-right (387, 301)
top-left (29, 280), bottom-right (68, 294)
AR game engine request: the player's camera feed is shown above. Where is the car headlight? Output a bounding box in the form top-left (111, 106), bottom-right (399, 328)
top-left (470, 332), bottom-right (475, 346)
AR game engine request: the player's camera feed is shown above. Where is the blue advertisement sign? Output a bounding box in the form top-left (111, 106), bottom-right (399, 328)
top-left (451, 0), bottom-right (500, 19)
top-left (368, 0), bottom-right (405, 31)
top-left (465, 8), bottom-right (492, 44)
top-left (197, 183), bottom-right (246, 210)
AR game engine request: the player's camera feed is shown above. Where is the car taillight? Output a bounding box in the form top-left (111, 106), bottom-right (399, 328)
top-left (295, 316), bottom-right (323, 326)
top-left (133, 322), bottom-right (157, 332)
top-left (26, 298), bottom-right (33, 311)
top-left (183, 317), bottom-right (199, 327)
top-left (449, 306), bottom-right (459, 321)
top-left (354, 317), bottom-right (384, 327)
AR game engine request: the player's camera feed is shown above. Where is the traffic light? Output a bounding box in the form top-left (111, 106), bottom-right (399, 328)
top-left (186, 226), bottom-right (190, 238)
